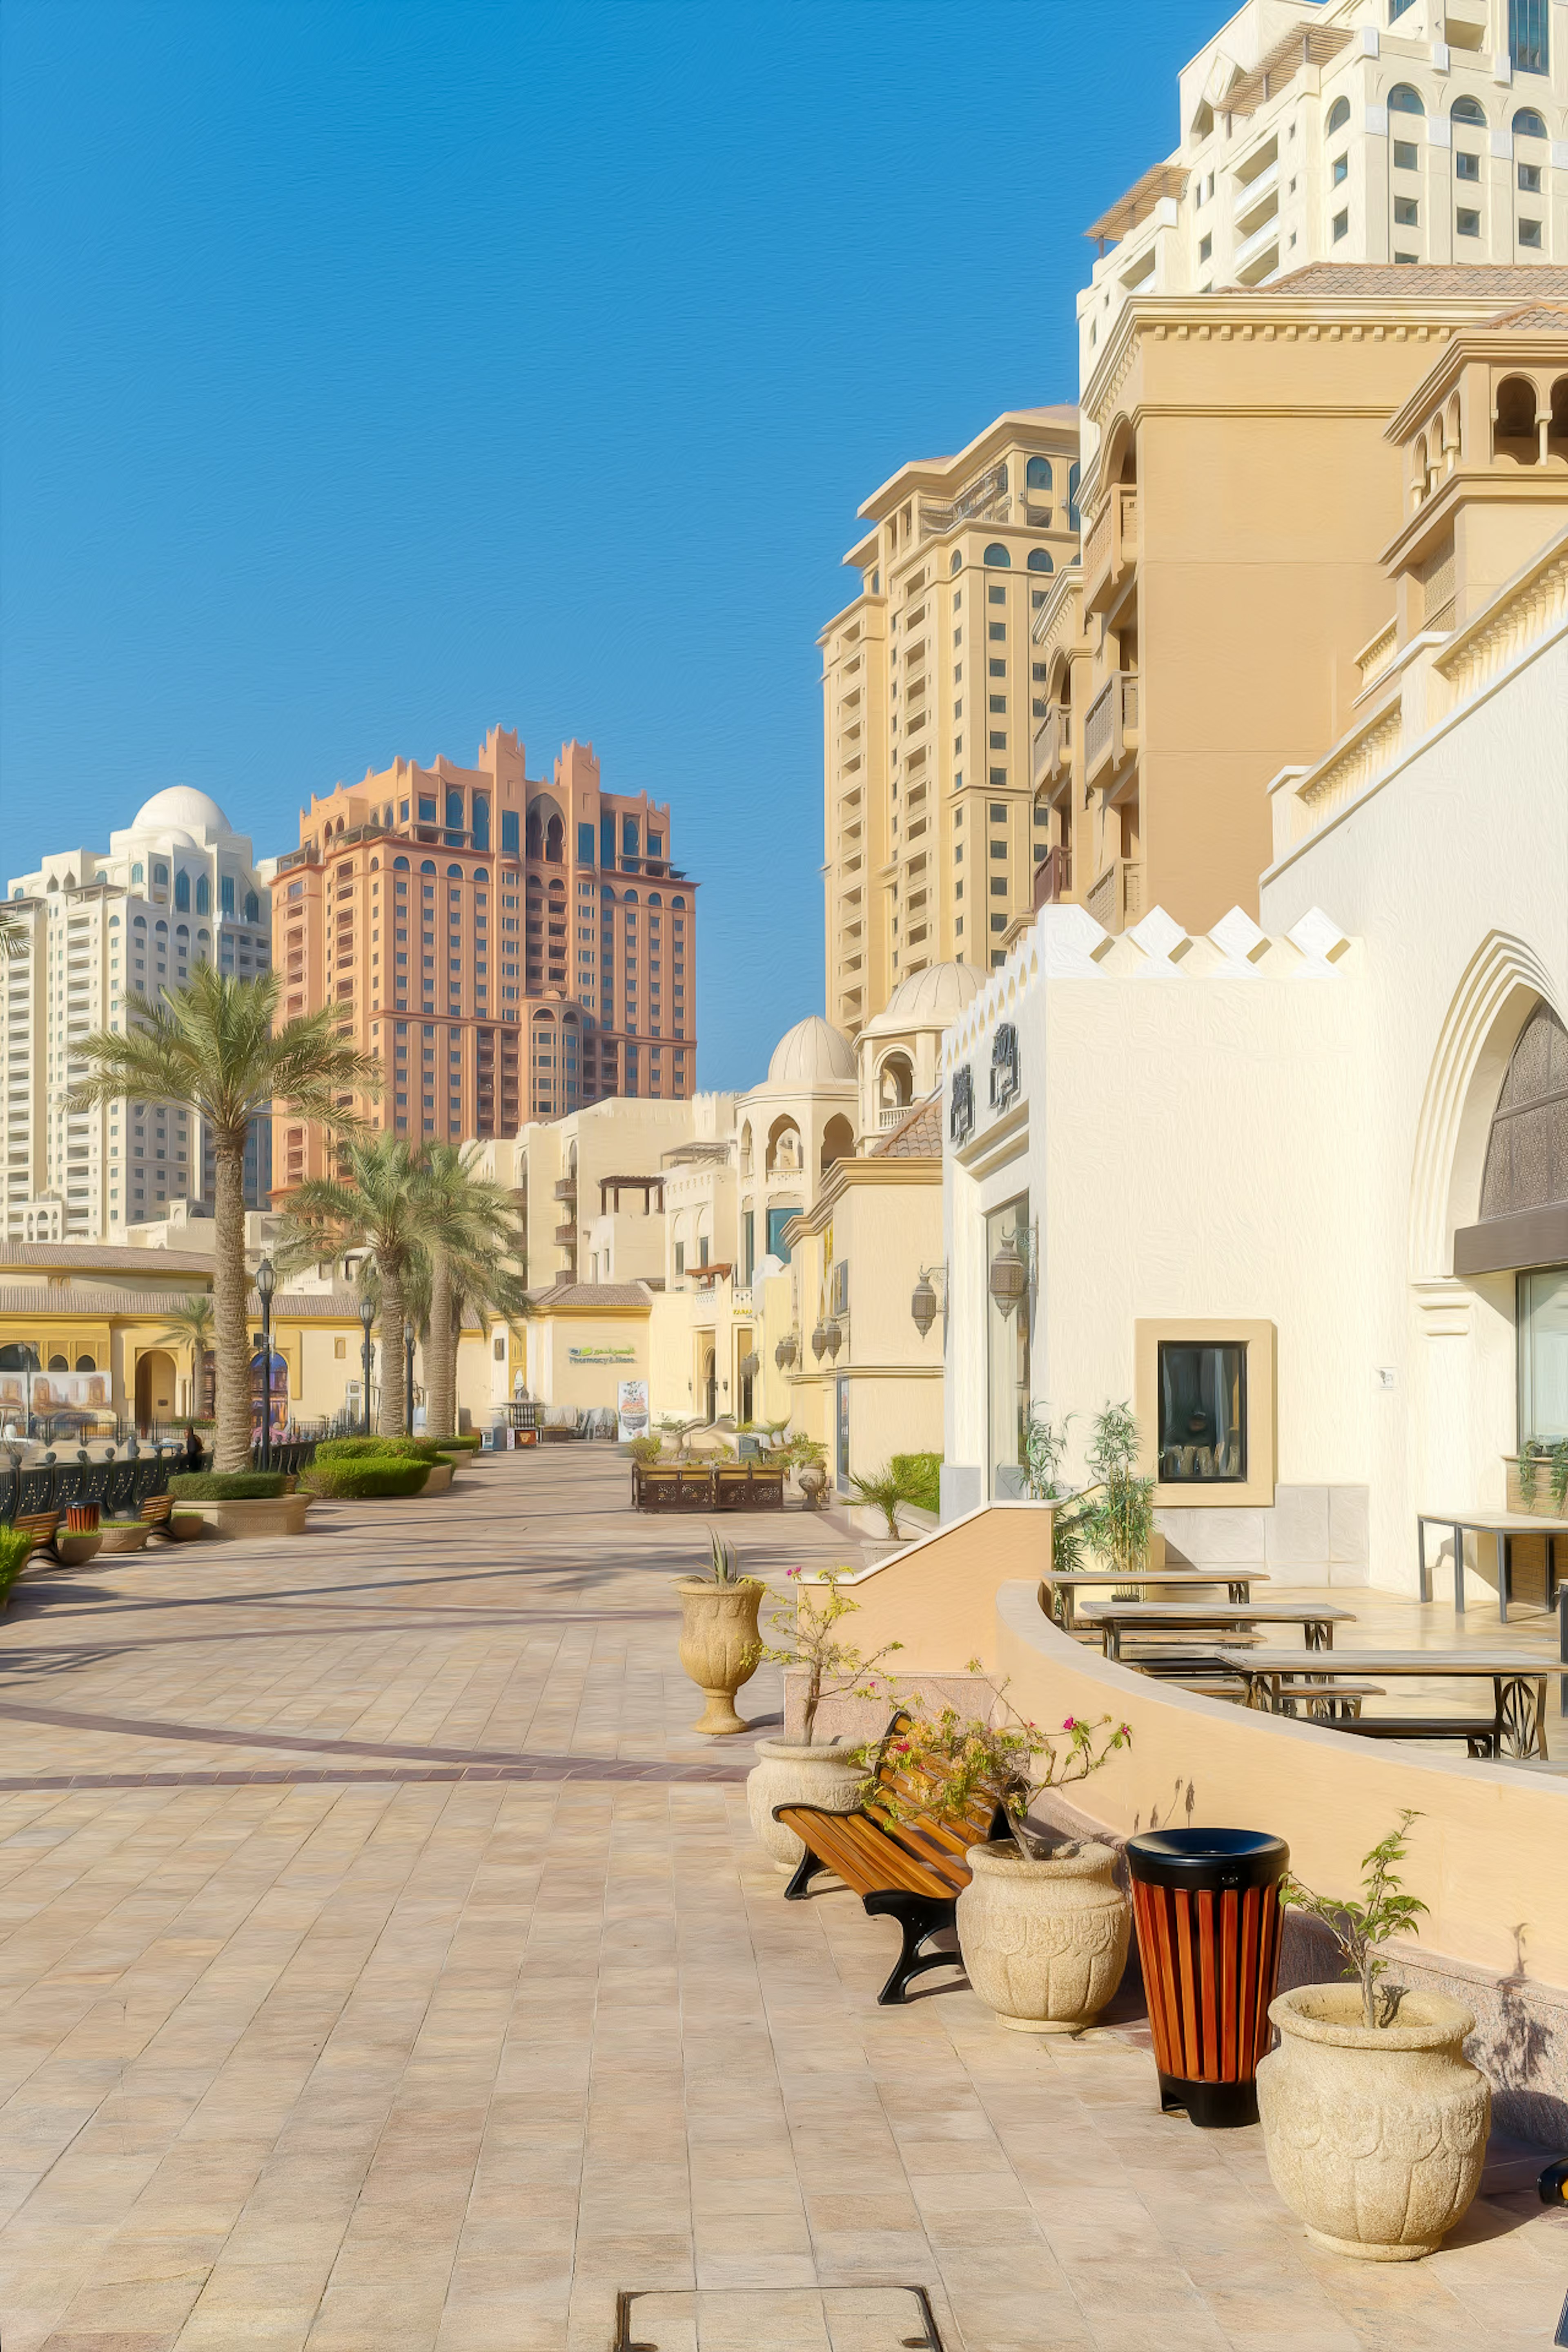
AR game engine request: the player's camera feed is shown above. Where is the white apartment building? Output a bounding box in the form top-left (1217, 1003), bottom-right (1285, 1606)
top-left (1080, 0), bottom-right (1567, 403)
top-left (4, 787), bottom-right (273, 1241)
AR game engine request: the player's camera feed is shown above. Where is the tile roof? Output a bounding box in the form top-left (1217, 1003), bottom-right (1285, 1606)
top-left (0, 1241), bottom-right (218, 1277)
top-left (0, 1283), bottom-right (421, 1326)
top-left (1481, 302), bottom-right (1568, 332)
top-left (1253, 264), bottom-right (1568, 301)
top-left (529, 1281), bottom-right (651, 1310)
top-left (874, 1092), bottom-right (942, 1158)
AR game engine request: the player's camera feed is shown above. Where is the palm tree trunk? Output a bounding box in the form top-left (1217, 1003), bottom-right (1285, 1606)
top-left (379, 1257), bottom-right (407, 1437)
top-left (426, 1242), bottom-right (454, 1440)
top-left (212, 1143), bottom-right (251, 1474)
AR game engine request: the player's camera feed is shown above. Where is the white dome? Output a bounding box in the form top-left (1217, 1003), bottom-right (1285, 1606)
top-left (863, 961), bottom-right (987, 1035)
top-left (766, 1014), bottom-right (856, 1087)
top-left (131, 786), bottom-right (234, 838)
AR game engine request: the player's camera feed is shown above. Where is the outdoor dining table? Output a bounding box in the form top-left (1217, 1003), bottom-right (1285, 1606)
top-left (1416, 1506), bottom-right (1568, 1624)
top-left (1229, 1648), bottom-right (1552, 1761)
top-left (1038, 1566), bottom-right (1271, 1635)
top-left (1076, 1599), bottom-right (1357, 1662)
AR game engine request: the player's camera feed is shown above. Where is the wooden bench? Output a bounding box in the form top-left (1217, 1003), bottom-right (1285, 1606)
top-left (8, 1512), bottom-right (60, 1564)
top-left (712, 1463), bottom-right (786, 1512)
top-left (774, 1713), bottom-right (1011, 2006)
top-left (1331, 1716), bottom-right (1498, 1759)
top-left (139, 1495), bottom-right (175, 1536)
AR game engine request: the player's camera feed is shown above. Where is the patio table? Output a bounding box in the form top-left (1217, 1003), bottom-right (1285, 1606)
top-left (1231, 1648), bottom-right (1552, 1761)
top-left (1077, 1599), bottom-right (1356, 1662)
top-left (1416, 1507), bottom-right (1568, 1624)
top-left (1038, 1566), bottom-right (1270, 1635)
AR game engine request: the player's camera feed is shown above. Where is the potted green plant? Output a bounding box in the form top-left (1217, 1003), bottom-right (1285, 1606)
top-left (1048, 1403), bottom-right (1157, 1598)
top-left (744, 1567), bottom-right (903, 1869)
top-left (97, 1519), bottom-right (152, 1554)
top-left (773, 1430), bottom-right (828, 1509)
top-left (1257, 1813), bottom-right (1489, 2261)
top-left (168, 1468), bottom-right (312, 1539)
top-left (848, 1460), bottom-right (927, 1555)
top-left (1509, 1437), bottom-right (1568, 1519)
top-left (673, 1530), bottom-right (765, 1736)
top-left (0, 1526), bottom-right (32, 1611)
top-left (871, 1694), bottom-right (1134, 2033)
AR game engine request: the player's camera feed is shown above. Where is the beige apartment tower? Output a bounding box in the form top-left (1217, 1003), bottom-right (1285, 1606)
top-left (820, 408), bottom-right (1081, 1035)
top-left (270, 726), bottom-right (697, 1194)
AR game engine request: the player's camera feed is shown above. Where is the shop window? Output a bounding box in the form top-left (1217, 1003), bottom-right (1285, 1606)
top-left (1157, 1342), bottom-right (1246, 1481)
top-left (1518, 1268), bottom-right (1568, 1444)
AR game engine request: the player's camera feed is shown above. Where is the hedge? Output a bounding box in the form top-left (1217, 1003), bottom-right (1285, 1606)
top-left (301, 1458), bottom-right (431, 1500)
top-left (169, 1471), bottom-right (289, 1501)
top-left (442, 1432), bottom-right (483, 1451)
top-left (0, 1526), bottom-right (33, 1596)
top-left (891, 1452), bottom-right (942, 1515)
top-left (314, 1435), bottom-right (453, 1466)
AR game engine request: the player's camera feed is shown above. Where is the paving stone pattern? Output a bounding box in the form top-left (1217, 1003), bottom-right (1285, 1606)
top-left (0, 1448), bottom-right (1561, 2349)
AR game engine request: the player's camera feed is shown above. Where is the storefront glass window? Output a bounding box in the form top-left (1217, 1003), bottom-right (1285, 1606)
top-left (986, 1194), bottom-right (1031, 1496)
top-left (1158, 1343), bottom-right (1246, 1482)
top-left (1518, 1267), bottom-right (1568, 1442)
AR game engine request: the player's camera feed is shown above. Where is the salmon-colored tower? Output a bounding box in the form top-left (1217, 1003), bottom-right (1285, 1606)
top-left (269, 726), bottom-right (697, 1193)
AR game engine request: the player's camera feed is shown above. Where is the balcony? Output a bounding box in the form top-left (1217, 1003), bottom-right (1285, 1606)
top-left (1085, 857), bottom-right (1144, 935)
top-left (1032, 845), bottom-right (1072, 911)
top-left (553, 1222), bottom-right (577, 1247)
top-left (1083, 673), bottom-right (1141, 786)
top-left (553, 1176), bottom-right (577, 1202)
top-left (877, 1103), bottom-right (912, 1131)
top-left (1083, 484), bottom-right (1138, 615)
top-left (1031, 706), bottom-right (1070, 792)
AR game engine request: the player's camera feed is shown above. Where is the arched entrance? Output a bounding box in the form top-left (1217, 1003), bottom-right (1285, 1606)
top-left (0, 1343), bottom-right (39, 1437)
top-left (135, 1348), bottom-right (177, 1432)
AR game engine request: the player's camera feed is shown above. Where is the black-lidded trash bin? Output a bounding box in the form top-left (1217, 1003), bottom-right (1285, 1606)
top-left (1127, 1827), bottom-right (1289, 2128)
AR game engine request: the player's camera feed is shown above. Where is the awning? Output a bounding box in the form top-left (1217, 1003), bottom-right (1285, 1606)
top-left (1452, 1202), bottom-right (1568, 1277)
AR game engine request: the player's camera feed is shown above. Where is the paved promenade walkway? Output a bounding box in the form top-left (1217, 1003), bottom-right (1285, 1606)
top-left (0, 1448), bottom-right (1562, 2350)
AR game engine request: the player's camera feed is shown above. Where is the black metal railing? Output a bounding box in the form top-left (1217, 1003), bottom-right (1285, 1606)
top-left (0, 1449), bottom-right (183, 1525)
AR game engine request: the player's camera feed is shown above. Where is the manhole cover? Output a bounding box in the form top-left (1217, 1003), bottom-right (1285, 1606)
top-left (613, 2285), bottom-right (945, 2350)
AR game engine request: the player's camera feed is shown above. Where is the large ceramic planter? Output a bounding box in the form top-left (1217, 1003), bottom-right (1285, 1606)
top-left (746, 1739), bottom-right (864, 1869)
top-left (1256, 1985), bottom-right (1488, 2261)
top-left (167, 1515), bottom-right (207, 1543)
top-left (957, 1842), bottom-right (1131, 2033)
top-left (97, 1523), bottom-right (151, 1554)
top-left (52, 1532), bottom-right (104, 1570)
top-left (673, 1576), bottom-right (763, 1735)
top-left (796, 1467), bottom-right (827, 1511)
top-left (189, 1494), bottom-right (312, 1541)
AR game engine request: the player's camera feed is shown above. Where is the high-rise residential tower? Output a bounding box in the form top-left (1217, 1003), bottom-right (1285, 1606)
top-left (269, 726), bottom-right (697, 1192)
top-left (3, 789), bottom-right (273, 1241)
top-left (819, 408), bottom-right (1080, 1035)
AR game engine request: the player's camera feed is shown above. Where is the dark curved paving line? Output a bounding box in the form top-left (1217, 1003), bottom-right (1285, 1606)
top-left (0, 1757), bottom-right (750, 1792)
top-left (0, 1697), bottom-right (752, 1780)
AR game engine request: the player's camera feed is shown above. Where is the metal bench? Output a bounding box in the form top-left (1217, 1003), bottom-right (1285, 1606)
top-left (774, 1712), bottom-right (1010, 2006)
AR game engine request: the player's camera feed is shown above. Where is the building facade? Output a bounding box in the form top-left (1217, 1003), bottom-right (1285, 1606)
top-left (820, 409), bottom-right (1081, 1036)
top-left (268, 726), bottom-right (697, 1193)
top-left (3, 788), bottom-right (273, 1242)
top-left (1033, 264), bottom-right (1568, 942)
top-left (1079, 0), bottom-right (1568, 402)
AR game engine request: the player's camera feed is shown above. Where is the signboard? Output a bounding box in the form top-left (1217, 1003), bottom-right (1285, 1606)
top-left (617, 1379), bottom-right (649, 1442)
top-left (568, 1345), bottom-right (636, 1364)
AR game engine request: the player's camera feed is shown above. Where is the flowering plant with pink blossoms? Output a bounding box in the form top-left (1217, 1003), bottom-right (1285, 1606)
top-left (855, 1677), bottom-right (1132, 1859)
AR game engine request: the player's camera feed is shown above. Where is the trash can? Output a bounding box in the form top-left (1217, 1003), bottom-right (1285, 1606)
top-left (1126, 1826), bottom-right (1289, 2129)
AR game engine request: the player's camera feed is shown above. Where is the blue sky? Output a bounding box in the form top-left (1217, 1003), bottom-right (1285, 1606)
top-left (1, 0), bottom-right (1221, 1088)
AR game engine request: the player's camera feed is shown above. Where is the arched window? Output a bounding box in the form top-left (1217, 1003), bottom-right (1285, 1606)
top-left (1513, 107), bottom-right (1548, 138)
top-left (75, 1354), bottom-right (96, 1372)
top-left (153, 862), bottom-right (168, 888)
top-left (1494, 374), bottom-right (1539, 462)
top-left (394, 855), bottom-right (410, 871)
top-left (131, 862), bottom-right (144, 884)
top-left (648, 892), bottom-right (662, 907)
top-left (544, 813), bottom-right (564, 861)
top-left (174, 872), bottom-right (191, 911)
top-left (1549, 376), bottom-right (1568, 462)
top-left (526, 809), bottom-right (543, 857)
top-left (370, 856), bottom-right (379, 871)
top-left (420, 860), bottom-right (436, 875)
top-left (472, 794), bottom-right (489, 850)
top-left (1326, 96), bottom-right (1350, 135)
top-left (672, 894), bottom-right (686, 911)
top-left (1025, 456), bottom-right (1052, 490)
top-left (1388, 84), bottom-right (1425, 116)
top-left (1450, 95), bottom-right (1486, 124)
top-left (982, 542), bottom-right (1011, 567)
top-left (175, 923), bottom-right (189, 940)
top-left (1067, 461), bottom-right (1081, 533)
top-left (1027, 548), bottom-right (1054, 573)
top-left (133, 914), bottom-right (147, 930)
top-left (445, 789), bottom-right (463, 831)
top-left (244, 891), bottom-right (259, 924)
top-left (446, 864), bottom-right (462, 880)
top-left (195, 874), bottom-right (210, 913)
top-left (155, 918), bottom-right (167, 934)
top-left (623, 888), bottom-right (638, 904)
top-left (950, 550), bottom-right (962, 574)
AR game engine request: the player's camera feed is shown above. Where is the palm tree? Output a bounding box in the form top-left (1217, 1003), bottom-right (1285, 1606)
top-left (441, 1249), bottom-right (531, 1443)
top-left (417, 1145), bottom-right (525, 1440)
top-left (73, 967), bottom-right (379, 1473)
top-left (157, 1294), bottom-right (216, 1421)
top-left (0, 903), bottom-right (27, 959)
top-left (277, 1133), bottom-right (430, 1437)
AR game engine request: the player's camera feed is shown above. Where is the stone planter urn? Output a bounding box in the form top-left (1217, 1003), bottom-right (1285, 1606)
top-left (796, 1465), bottom-right (828, 1510)
top-left (673, 1577), bottom-right (763, 1735)
top-left (52, 1532), bottom-right (104, 1570)
top-left (167, 1514), bottom-right (207, 1542)
top-left (1256, 1985), bottom-right (1489, 2261)
top-left (97, 1523), bottom-right (151, 1554)
top-left (957, 1841), bottom-right (1131, 2033)
top-left (746, 1740), bottom-right (864, 1868)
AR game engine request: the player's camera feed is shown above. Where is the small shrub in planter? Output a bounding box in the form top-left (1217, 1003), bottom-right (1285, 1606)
top-left (890, 1452), bottom-right (941, 1515)
top-left (169, 1471), bottom-right (289, 1501)
top-left (314, 1435), bottom-right (448, 1466)
top-left (628, 1435), bottom-right (663, 1466)
top-left (301, 1457), bottom-right (431, 1499)
top-left (0, 1526), bottom-right (33, 1603)
top-left (441, 1433), bottom-right (483, 1452)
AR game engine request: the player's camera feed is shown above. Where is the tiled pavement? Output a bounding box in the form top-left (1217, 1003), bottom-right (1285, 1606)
top-left (0, 1448), bottom-right (1563, 2350)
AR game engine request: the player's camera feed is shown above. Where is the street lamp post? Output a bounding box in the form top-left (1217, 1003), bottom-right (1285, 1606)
top-left (359, 1297), bottom-right (375, 1437)
top-left (255, 1256), bottom-right (276, 1472)
top-left (404, 1320), bottom-right (416, 1436)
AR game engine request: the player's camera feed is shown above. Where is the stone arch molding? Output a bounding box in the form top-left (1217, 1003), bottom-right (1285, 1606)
top-left (1409, 930), bottom-right (1564, 1281)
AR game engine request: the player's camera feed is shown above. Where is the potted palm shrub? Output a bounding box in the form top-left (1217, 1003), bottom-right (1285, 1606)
top-left (1258, 1813), bottom-right (1489, 2261)
top-left (673, 1531), bottom-right (765, 1736)
top-left (847, 1460), bottom-right (926, 1559)
top-left (744, 1567), bottom-right (903, 1868)
top-left (873, 1695), bottom-right (1134, 2033)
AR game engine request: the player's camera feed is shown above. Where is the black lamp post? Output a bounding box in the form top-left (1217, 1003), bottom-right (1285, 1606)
top-left (255, 1256), bottom-right (276, 1471)
top-left (359, 1296), bottom-right (375, 1437)
top-left (404, 1319), bottom-right (416, 1436)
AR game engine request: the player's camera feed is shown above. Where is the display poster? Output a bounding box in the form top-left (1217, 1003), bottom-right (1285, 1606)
top-left (617, 1379), bottom-right (650, 1442)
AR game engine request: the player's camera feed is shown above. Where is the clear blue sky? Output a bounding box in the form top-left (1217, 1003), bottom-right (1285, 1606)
top-left (1, 0), bottom-right (1219, 1089)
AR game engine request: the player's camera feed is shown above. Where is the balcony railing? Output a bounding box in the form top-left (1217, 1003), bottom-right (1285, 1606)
top-left (1083, 484), bottom-right (1138, 615)
top-left (1031, 706), bottom-right (1069, 791)
top-left (553, 1177), bottom-right (577, 1201)
top-left (1032, 844), bottom-right (1072, 910)
top-left (877, 1103), bottom-right (911, 1131)
top-left (553, 1222), bottom-right (577, 1247)
top-left (1084, 856), bottom-right (1144, 935)
top-left (1083, 672), bottom-right (1141, 784)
